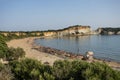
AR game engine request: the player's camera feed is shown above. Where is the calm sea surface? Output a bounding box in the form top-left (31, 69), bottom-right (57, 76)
top-left (35, 35), bottom-right (120, 62)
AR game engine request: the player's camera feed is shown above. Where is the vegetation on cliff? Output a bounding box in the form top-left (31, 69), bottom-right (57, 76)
top-left (0, 31), bottom-right (44, 41)
top-left (57, 25), bottom-right (90, 31)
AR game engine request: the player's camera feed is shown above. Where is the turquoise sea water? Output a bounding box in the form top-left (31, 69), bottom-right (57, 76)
top-left (35, 35), bottom-right (120, 62)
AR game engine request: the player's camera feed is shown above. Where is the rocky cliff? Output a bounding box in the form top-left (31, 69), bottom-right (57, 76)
top-left (97, 28), bottom-right (120, 35)
top-left (1, 26), bottom-right (120, 37)
top-left (43, 25), bottom-right (91, 36)
top-left (0, 25), bottom-right (92, 37)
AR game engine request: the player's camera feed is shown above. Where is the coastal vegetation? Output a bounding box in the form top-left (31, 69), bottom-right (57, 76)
top-left (0, 35), bottom-right (8, 58)
top-left (0, 63), bottom-right (14, 80)
top-left (0, 59), bottom-right (119, 80)
top-left (7, 47), bottom-right (25, 61)
top-left (0, 34), bottom-right (25, 61)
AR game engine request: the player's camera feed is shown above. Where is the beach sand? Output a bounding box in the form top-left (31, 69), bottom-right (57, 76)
top-left (7, 37), bottom-right (63, 65)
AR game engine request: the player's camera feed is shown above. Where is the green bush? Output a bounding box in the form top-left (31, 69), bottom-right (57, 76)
top-left (7, 47), bottom-right (25, 61)
top-left (0, 35), bottom-right (8, 58)
top-left (9, 58), bottom-right (52, 80)
top-left (52, 60), bottom-right (120, 80)
top-left (52, 60), bottom-right (72, 80)
top-left (7, 33), bottom-right (19, 40)
top-left (9, 59), bottom-right (120, 80)
top-left (0, 63), bottom-right (14, 80)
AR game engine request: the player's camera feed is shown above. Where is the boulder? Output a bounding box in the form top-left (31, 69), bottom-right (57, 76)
top-left (108, 31), bottom-right (115, 35)
top-left (117, 31), bottom-right (120, 35)
top-left (85, 51), bottom-right (94, 63)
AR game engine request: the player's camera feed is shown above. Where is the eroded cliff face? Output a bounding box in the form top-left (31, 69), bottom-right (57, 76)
top-left (43, 32), bottom-right (57, 37)
top-left (62, 26), bottom-right (91, 36)
top-left (0, 25), bottom-right (92, 37)
top-left (43, 25), bottom-right (91, 36)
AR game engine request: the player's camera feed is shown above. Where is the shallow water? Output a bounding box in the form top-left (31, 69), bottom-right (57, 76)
top-left (35, 35), bottom-right (120, 62)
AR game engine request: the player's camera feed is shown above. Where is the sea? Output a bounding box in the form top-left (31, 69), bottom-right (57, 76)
top-left (35, 35), bottom-right (120, 62)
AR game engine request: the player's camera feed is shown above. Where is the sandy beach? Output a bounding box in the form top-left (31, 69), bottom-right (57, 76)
top-left (7, 37), bottom-right (63, 65)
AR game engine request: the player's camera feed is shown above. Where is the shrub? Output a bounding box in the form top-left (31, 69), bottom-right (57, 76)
top-left (0, 35), bottom-right (8, 58)
top-left (52, 60), bottom-right (72, 80)
top-left (52, 60), bottom-right (120, 80)
top-left (9, 59), bottom-right (120, 80)
top-left (9, 58), bottom-right (52, 80)
top-left (0, 63), bottom-right (14, 80)
top-left (7, 47), bottom-right (25, 61)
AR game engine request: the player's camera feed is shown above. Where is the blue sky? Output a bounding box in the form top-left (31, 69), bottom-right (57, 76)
top-left (0, 0), bottom-right (120, 31)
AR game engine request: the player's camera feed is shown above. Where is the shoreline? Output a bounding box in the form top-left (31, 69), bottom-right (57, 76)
top-left (7, 37), bottom-right (120, 70)
top-left (33, 38), bottom-right (120, 70)
top-left (7, 37), bottom-right (63, 65)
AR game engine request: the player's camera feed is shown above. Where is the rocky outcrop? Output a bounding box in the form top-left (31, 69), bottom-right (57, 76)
top-left (117, 31), bottom-right (120, 35)
top-left (85, 51), bottom-right (94, 63)
top-left (60, 25), bottom-right (91, 36)
top-left (97, 28), bottom-right (120, 35)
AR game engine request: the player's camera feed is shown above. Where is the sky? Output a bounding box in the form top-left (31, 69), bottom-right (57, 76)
top-left (0, 0), bottom-right (120, 31)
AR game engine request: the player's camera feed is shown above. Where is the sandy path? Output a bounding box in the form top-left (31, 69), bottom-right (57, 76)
top-left (7, 37), bottom-right (63, 65)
